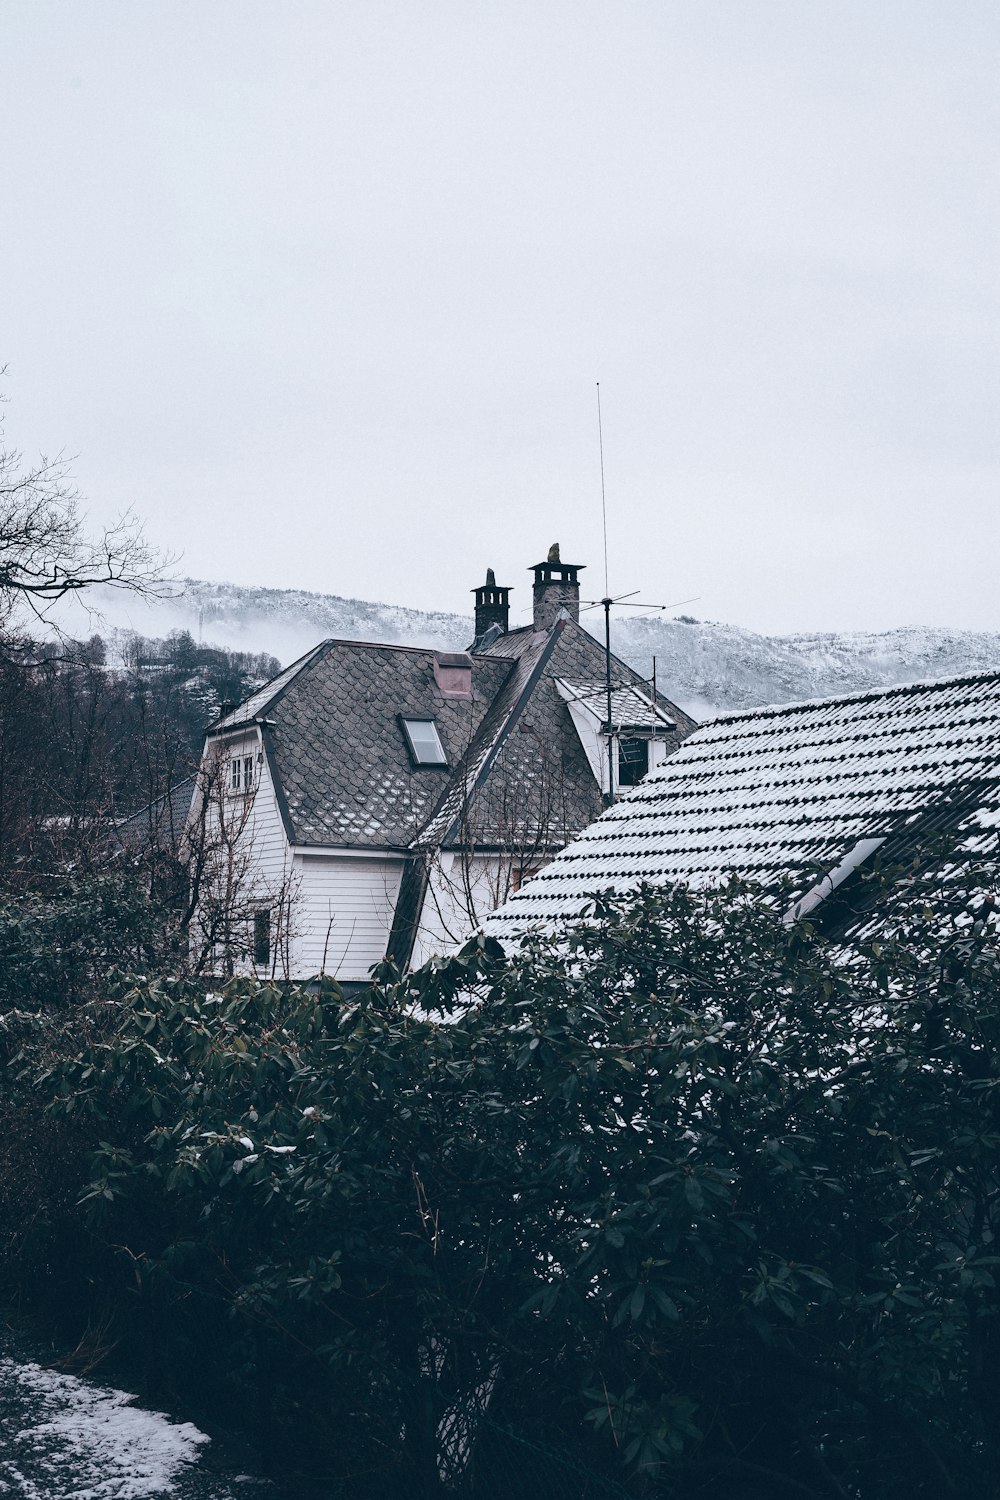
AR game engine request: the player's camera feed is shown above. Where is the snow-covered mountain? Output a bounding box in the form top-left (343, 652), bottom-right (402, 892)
top-left (56, 578), bottom-right (1000, 716)
top-left (609, 614), bottom-right (1000, 715)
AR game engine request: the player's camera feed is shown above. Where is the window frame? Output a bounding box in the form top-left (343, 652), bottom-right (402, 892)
top-left (227, 752), bottom-right (258, 795)
top-left (399, 716), bottom-right (449, 768)
top-left (253, 908), bottom-right (271, 968)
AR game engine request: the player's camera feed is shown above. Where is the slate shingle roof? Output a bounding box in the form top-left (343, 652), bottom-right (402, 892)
top-left (487, 669), bottom-right (1000, 935)
top-left (117, 777), bottom-right (198, 855)
top-left (416, 626), bottom-right (558, 848)
top-left (420, 621), bottom-right (696, 850)
top-left (210, 639), bottom-right (509, 847)
top-left (212, 646), bottom-right (327, 731)
top-left (205, 618), bottom-right (696, 854)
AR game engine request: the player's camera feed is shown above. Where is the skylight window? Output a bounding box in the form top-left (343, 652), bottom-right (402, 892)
top-left (400, 717), bottom-right (448, 766)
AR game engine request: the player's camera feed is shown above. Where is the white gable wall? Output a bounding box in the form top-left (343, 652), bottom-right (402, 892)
top-left (556, 686), bottom-right (674, 800)
top-left (189, 728), bottom-right (299, 976)
top-left (193, 732), bottom-right (406, 980)
top-left (245, 740), bottom-right (293, 891)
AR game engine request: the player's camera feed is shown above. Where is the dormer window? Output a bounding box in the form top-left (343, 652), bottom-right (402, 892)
top-left (229, 754), bottom-right (257, 794)
top-left (400, 717), bottom-right (448, 767)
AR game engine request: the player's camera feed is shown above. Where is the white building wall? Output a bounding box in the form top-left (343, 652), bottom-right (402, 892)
top-left (410, 852), bottom-right (513, 969)
top-left (649, 738), bottom-right (671, 774)
top-left (193, 731), bottom-right (402, 981)
top-left (291, 853), bottom-right (404, 982)
top-left (244, 742), bottom-right (294, 890)
top-left (194, 732), bottom-right (544, 982)
top-left (190, 729), bottom-right (298, 977)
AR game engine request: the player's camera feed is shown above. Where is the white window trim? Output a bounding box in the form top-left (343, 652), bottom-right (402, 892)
top-left (400, 717), bottom-right (448, 767)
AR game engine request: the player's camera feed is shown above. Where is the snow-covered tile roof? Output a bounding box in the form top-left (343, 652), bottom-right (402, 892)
top-left (487, 668), bottom-right (1000, 934)
top-left (555, 678), bottom-right (677, 729)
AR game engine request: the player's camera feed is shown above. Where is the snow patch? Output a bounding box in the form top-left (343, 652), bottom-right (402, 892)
top-left (1, 1358), bottom-right (209, 1499)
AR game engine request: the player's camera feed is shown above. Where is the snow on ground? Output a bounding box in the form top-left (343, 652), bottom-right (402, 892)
top-left (0, 1357), bottom-right (272, 1500)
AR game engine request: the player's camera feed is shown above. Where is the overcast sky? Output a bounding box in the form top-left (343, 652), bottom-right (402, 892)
top-left (3, 2), bottom-right (999, 634)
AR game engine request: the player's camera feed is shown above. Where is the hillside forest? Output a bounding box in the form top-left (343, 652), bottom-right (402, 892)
top-left (0, 626), bottom-right (278, 990)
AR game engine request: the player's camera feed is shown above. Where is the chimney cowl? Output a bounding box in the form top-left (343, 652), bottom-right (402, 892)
top-left (472, 567), bottom-right (511, 644)
top-left (530, 544), bottom-right (584, 631)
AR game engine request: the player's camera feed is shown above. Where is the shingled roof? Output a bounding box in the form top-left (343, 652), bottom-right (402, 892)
top-left (554, 679), bottom-right (677, 731)
top-left (205, 617), bottom-right (696, 853)
top-left (487, 669), bottom-right (1000, 935)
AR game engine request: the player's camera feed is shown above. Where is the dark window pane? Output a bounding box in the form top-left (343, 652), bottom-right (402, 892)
top-left (618, 737), bottom-right (648, 787)
top-left (402, 719), bottom-right (448, 765)
top-left (253, 909), bottom-right (271, 967)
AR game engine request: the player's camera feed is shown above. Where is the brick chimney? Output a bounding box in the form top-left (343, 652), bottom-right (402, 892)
top-left (472, 567), bottom-right (510, 640)
top-left (530, 544), bottom-right (584, 631)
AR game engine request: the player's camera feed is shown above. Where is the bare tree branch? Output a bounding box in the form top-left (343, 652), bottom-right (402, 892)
top-left (0, 393), bottom-right (175, 636)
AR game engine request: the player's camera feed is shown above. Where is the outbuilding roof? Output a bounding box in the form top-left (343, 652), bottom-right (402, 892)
top-left (487, 669), bottom-right (1000, 935)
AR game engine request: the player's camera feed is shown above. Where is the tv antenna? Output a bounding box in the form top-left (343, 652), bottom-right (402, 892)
top-left (589, 382), bottom-right (699, 804)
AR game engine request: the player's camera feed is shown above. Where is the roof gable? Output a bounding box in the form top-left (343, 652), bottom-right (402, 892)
top-left (421, 619), bottom-right (698, 851)
top-left (210, 642), bottom-right (328, 732)
top-left (204, 617), bottom-right (700, 855)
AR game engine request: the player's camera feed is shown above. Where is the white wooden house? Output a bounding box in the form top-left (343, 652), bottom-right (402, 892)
top-left (187, 550), bottom-right (696, 986)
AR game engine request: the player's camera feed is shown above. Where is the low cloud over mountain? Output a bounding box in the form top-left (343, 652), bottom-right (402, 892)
top-left (57, 579), bottom-right (1000, 718)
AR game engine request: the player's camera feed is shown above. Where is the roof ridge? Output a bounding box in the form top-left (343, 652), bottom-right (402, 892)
top-left (699, 666), bottom-right (1000, 728)
top-left (209, 639), bottom-right (330, 731)
top-left (304, 635), bottom-right (474, 657)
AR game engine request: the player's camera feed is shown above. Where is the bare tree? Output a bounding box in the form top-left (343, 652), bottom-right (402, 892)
top-left (182, 744), bottom-right (300, 980)
top-left (418, 722), bottom-right (574, 950)
top-left (0, 399), bottom-right (171, 637)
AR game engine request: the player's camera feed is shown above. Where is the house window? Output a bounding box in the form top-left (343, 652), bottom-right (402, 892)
top-left (618, 737), bottom-right (648, 787)
top-left (229, 754), bottom-right (257, 793)
top-left (400, 718), bottom-right (448, 766)
top-left (253, 909), bottom-right (271, 968)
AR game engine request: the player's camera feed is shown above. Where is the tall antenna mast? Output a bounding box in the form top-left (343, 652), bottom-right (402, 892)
top-left (596, 382), bottom-right (615, 802)
top-left (590, 382), bottom-right (698, 806)
top-left (597, 382), bottom-right (609, 598)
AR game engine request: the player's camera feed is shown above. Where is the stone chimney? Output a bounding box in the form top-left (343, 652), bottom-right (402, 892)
top-left (472, 567), bottom-right (511, 640)
top-left (530, 544), bottom-right (584, 631)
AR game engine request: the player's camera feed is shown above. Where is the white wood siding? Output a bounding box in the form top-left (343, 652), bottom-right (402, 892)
top-left (192, 730), bottom-right (298, 977)
top-left (194, 730), bottom-right (534, 981)
top-left (243, 742), bottom-right (293, 891)
top-left (200, 731), bottom-right (293, 890)
top-left (410, 853), bottom-right (512, 968)
top-left (292, 854), bottom-right (403, 981)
